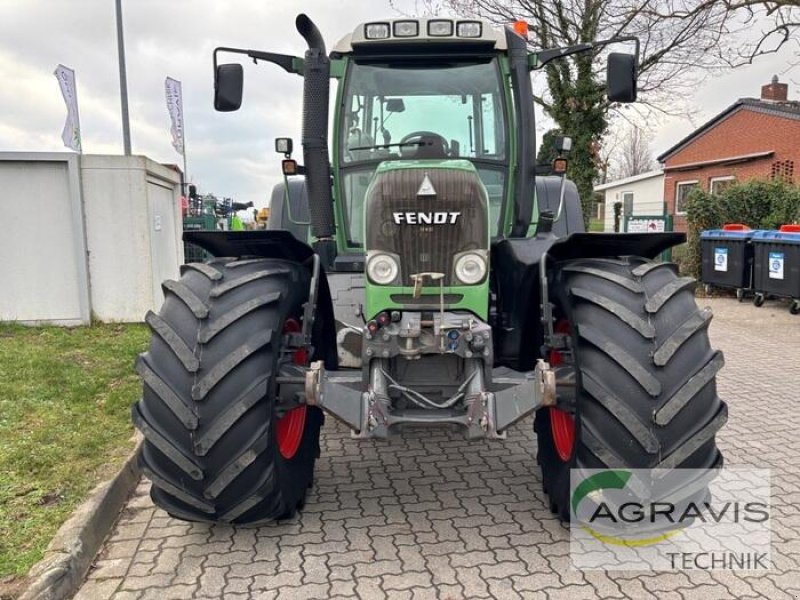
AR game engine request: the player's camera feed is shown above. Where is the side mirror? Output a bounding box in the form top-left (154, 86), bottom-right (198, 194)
top-left (386, 98), bottom-right (406, 113)
top-left (214, 63), bottom-right (243, 112)
top-left (607, 53), bottom-right (637, 103)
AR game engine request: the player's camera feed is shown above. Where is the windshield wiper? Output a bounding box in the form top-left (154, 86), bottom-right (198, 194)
top-left (348, 141), bottom-right (423, 152)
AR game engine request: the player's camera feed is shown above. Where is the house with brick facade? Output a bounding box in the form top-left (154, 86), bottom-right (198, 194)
top-left (657, 76), bottom-right (800, 232)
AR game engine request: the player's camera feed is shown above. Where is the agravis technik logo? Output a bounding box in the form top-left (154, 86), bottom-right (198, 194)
top-left (569, 468), bottom-right (771, 570)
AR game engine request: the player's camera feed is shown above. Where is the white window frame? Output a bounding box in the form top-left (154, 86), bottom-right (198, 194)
top-left (675, 180), bottom-right (699, 215)
top-left (710, 175), bottom-right (735, 195)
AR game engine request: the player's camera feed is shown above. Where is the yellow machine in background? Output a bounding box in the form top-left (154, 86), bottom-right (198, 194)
top-left (255, 206), bottom-right (270, 229)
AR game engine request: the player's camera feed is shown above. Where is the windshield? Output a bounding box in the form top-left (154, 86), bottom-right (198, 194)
top-left (339, 58), bottom-right (508, 246)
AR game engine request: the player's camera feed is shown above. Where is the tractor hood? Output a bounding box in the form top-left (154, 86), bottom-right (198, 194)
top-left (362, 160), bottom-right (491, 319)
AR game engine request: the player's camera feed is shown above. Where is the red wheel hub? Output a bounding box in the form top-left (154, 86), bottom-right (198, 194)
top-left (549, 319), bottom-right (575, 462)
top-left (276, 319), bottom-right (308, 460)
top-left (276, 405), bottom-right (307, 460)
top-left (549, 407), bottom-right (575, 461)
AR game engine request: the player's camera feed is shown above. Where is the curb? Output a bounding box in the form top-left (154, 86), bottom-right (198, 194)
top-left (19, 438), bottom-right (143, 600)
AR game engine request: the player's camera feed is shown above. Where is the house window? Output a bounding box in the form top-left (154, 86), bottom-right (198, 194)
top-left (622, 192), bottom-right (634, 216)
top-left (675, 180), bottom-right (699, 215)
top-left (710, 176), bottom-right (735, 195)
top-left (771, 160), bottom-right (795, 183)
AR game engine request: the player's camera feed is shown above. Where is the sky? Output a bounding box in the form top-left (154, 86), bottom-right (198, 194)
top-left (0, 0), bottom-right (796, 209)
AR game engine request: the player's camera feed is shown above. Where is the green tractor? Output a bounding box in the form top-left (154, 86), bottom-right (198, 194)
top-left (133, 14), bottom-right (727, 524)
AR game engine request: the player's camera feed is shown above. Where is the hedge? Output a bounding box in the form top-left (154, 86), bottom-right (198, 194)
top-left (682, 179), bottom-right (800, 278)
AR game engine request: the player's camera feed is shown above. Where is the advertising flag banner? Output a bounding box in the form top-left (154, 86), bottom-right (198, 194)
top-left (165, 77), bottom-right (185, 155)
top-left (54, 64), bottom-right (82, 152)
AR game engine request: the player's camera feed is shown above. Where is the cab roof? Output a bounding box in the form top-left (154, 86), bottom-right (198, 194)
top-left (332, 18), bottom-right (507, 54)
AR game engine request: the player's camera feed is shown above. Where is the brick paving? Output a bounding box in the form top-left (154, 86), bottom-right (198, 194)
top-left (75, 297), bottom-right (800, 599)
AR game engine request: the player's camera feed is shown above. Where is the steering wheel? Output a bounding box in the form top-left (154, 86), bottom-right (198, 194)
top-left (399, 131), bottom-right (450, 157)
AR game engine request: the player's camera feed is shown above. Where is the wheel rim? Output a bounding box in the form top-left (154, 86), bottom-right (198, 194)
top-left (276, 405), bottom-right (307, 460)
top-left (549, 319), bottom-right (575, 462)
top-left (549, 408), bottom-right (575, 461)
top-left (276, 318), bottom-right (308, 460)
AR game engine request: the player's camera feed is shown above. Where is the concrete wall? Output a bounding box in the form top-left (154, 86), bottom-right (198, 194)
top-left (597, 172), bottom-right (665, 232)
top-left (81, 155), bottom-right (183, 322)
top-left (0, 152), bottom-right (182, 325)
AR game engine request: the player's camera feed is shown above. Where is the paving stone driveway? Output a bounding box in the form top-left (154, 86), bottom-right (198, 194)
top-left (76, 298), bottom-right (800, 599)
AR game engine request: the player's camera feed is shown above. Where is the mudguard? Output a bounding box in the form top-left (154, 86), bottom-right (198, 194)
top-left (184, 229), bottom-right (338, 369)
top-left (185, 229), bottom-right (315, 263)
top-left (492, 230), bottom-right (685, 370)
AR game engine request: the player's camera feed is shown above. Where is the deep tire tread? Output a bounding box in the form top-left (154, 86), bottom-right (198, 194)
top-left (644, 276), bottom-right (696, 313)
top-left (132, 404), bottom-right (203, 480)
top-left (144, 311), bottom-right (200, 373)
top-left (192, 374), bottom-right (270, 456)
top-left (191, 329), bottom-right (273, 401)
top-left (133, 258), bottom-right (322, 524)
top-left (161, 280), bottom-right (209, 319)
top-left (209, 268), bottom-right (292, 298)
top-left (578, 323), bottom-right (661, 397)
top-left (582, 370), bottom-right (660, 453)
top-left (140, 462), bottom-right (215, 513)
top-left (536, 257), bottom-right (727, 522)
top-left (654, 351), bottom-right (725, 426)
top-left (135, 356), bottom-right (198, 430)
top-left (653, 308), bottom-right (712, 367)
top-left (204, 428), bottom-right (270, 500)
top-left (198, 293), bottom-right (282, 344)
top-left (180, 262), bottom-right (224, 281)
top-left (570, 287), bottom-right (655, 338)
top-left (561, 264), bottom-right (644, 293)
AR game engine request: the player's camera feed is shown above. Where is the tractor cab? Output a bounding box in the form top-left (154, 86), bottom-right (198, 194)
top-left (334, 19), bottom-right (511, 245)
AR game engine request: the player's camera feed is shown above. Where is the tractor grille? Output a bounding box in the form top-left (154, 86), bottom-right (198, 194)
top-left (365, 166), bottom-right (488, 287)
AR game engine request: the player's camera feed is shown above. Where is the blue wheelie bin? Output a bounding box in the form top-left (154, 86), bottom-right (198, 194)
top-left (700, 224), bottom-right (755, 301)
top-left (752, 225), bottom-right (800, 314)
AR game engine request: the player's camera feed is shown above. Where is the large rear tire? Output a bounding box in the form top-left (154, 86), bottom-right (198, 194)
top-left (535, 257), bottom-right (727, 521)
top-left (133, 258), bottom-right (323, 524)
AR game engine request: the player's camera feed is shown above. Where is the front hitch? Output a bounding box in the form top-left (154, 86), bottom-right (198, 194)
top-left (304, 358), bottom-right (559, 439)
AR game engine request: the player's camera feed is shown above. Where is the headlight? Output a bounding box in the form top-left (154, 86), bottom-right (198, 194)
top-left (365, 23), bottom-right (390, 39)
top-left (393, 20), bottom-right (419, 37)
top-left (454, 252), bottom-right (487, 285)
top-left (428, 20), bottom-right (453, 37)
top-left (367, 253), bottom-right (400, 285)
top-left (457, 21), bottom-right (482, 38)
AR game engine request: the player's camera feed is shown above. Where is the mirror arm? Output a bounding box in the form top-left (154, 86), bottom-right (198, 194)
top-left (533, 36), bottom-right (640, 69)
top-left (535, 43), bottom-right (593, 68)
top-left (214, 47), bottom-right (303, 75)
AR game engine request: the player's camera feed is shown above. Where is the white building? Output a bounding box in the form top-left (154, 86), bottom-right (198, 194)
top-left (1, 153), bottom-right (183, 325)
top-left (595, 170), bottom-right (665, 232)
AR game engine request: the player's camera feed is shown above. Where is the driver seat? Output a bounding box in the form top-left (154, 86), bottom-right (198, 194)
top-left (413, 135), bottom-right (448, 159)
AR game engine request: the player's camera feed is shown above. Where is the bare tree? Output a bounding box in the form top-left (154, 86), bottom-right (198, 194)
top-left (406, 0), bottom-right (800, 222)
top-left (611, 123), bottom-right (656, 180)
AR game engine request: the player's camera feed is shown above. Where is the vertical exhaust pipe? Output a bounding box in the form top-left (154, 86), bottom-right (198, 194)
top-left (296, 14), bottom-right (336, 267)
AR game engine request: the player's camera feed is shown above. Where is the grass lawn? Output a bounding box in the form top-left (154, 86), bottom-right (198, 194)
top-left (0, 323), bottom-right (148, 581)
top-left (589, 218), bottom-right (605, 232)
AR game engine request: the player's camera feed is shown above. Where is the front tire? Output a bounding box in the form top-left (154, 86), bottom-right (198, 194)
top-left (536, 257), bottom-right (727, 521)
top-left (133, 258), bottom-right (323, 524)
